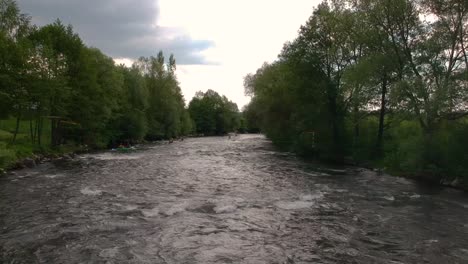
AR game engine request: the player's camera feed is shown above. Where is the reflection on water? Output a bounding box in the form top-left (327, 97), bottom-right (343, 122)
top-left (1, 135), bottom-right (468, 263)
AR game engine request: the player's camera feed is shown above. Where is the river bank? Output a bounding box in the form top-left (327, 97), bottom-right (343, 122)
top-left (2, 135), bottom-right (466, 193)
top-left (0, 145), bottom-right (87, 176)
top-left (0, 137), bottom-right (188, 175)
top-left (352, 160), bottom-right (468, 192)
top-left (352, 162), bottom-right (467, 192)
top-left (297, 152), bottom-right (467, 192)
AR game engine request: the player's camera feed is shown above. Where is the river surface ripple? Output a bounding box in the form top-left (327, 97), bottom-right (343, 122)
top-left (1, 135), bottom-right (468, 263)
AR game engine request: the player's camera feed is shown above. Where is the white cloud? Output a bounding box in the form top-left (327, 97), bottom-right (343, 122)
top-left (114, 58), bottom-right (134, 67)
top-left (19, 0), bottom-right (321, 108)
top-left (17, 0), bottom-right (214, 64)
top-left (159, 0), bottom-right (321, 108)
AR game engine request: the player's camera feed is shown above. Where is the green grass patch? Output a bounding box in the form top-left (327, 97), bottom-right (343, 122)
top-left (0, 129), bottom-right (12, 141)
top-left (0, 118), bottom-right (74, 169)
top-left (0, 142), bottom-right (16, 169)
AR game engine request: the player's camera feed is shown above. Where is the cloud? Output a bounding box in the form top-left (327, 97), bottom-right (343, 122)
top-left (16, 0), bottom-right (215, 65)
top-left (158, 0), bottom-right (319, 108)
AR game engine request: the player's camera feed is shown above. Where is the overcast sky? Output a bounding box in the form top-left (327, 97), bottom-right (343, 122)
top-left (17, 0), bottom-right (320, 108)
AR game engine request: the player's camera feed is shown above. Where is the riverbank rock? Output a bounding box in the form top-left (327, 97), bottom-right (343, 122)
top-left (63, 153), bottom-right (75, 160)
top-left (23, 158), bottom-right (36, 168)
top-left (14, 161), bottom-right (25, 169)
top-left (0, 168), bottom-right (6, 176)
top-left (33, 154), bottom-right (42, 163)
top-left (47, 153), bottom-right (60, 159)
top-left (451, 177), bottom-right (460, 188)
top-left (440, 177), bottom-right (463, 189)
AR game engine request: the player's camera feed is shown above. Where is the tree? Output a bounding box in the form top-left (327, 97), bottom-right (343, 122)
top-left (0, 0), bottom-right (33, 142)
top-left (27, 21), bottom-right (86, 145)
top-left (282, 2), bottom-right (364, 160)
top-left (188, 90), bottom-right (240, 136)
top-left (246, 0), bottom-right (468, 183)
top-left (242, 99), bottom-right (261, 133)
top-left (133, 51), bottom-right (190, 140)
top-left (1, 0), bottom-right (196, 160)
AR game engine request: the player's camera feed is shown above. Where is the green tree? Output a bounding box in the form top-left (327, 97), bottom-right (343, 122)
top-left (188, 90), bottom-right (240, 136)
top-left (0, 0), bottom-right (32, 141)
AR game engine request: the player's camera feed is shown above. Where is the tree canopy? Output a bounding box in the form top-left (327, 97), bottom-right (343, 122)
top-left (0, 0), bottom-right (246, 162)
top-left (188, 89), bottom-right (241, 136)
top-left (0, 0), bottom-right (201, 151)
top-left (245, 0), bottom-right (468, 183)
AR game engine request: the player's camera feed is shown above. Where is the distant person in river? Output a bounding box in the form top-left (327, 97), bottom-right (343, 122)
top-left (117, 141), bottom-right (131, 149)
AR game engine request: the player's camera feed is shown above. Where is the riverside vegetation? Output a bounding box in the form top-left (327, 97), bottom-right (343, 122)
top-left (243, 0), bottom-right (468, 188)
top-left (2, 0), bottom-right (467, 190)
top-left (0, 0), bottom-right (245, 169)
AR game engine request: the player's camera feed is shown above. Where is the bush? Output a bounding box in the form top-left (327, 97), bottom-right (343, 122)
top-left (0, 142), bottom-right (16, 169)
top-left (384, 120), bottom-right (424, 173)
top-left (346, 117), bottom-right (379, 162)
top-left (431, 121), bottom-right (468, 183)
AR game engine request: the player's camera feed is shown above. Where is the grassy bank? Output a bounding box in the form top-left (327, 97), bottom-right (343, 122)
top-left (265, 115), bottom-right (468, 191)
top-left (0, 119), bottom-right (84, 170)
top-left (346, 117), bottom-right (468, 190)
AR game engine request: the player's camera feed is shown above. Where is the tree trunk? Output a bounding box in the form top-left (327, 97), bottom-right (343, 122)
top-left (37, 117), bottom-right (42, 146)
top-left (328, 85), bottom-right (344, 163)
top-left (56, 120), bottom-right (62, 145)
top-left (353, 105), bottom-right (360, 149)
top-left (11, 114), bottom-right (21, 143)
top-left (51, 119), bottom-right (56, 146)
top-left (29, 118), bottom-right (34, 144)
top-left (331, 115), bottom-right (344, 163)
top-left (33, 117), bottom-right (38, 144)
top-left (375, 73), bottom-right (388, 157)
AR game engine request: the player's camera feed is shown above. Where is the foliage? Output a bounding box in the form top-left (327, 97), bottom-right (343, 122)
top-left (241, 99), bottom-right (261, 133)
top-left (245, 0), bottom-right (468, 183)
top-left (0, 142), bottom-right (15, 169)
top-left (0, 0), bottom-right (198, 163)
top-left (188, 90), bottom-right (241, 135)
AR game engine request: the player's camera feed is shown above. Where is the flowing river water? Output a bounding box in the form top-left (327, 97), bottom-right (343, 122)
top-left (1, 135), bottom-right (468, 264)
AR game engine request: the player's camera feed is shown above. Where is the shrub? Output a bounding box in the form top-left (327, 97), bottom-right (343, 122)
top-left (0, 142), bottom-right (16, 169)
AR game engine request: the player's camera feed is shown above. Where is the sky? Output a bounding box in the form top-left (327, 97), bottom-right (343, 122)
top-left (16, 0), bottom-right (321, 108)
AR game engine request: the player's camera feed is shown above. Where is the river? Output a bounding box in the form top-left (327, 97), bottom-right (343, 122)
top-left (1, 135), bottom-right (468, 263)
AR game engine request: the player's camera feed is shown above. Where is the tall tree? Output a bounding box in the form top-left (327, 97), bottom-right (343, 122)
top-left (188, 90), bottom-right (240, 136)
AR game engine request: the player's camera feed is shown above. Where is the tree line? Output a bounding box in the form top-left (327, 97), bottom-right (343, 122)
top-left (0, 0), bottom-right (241, 160)
top-left (244, 0), bottom-right (468, 185)
top-left (188, 90), bottom-right (241, 136)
